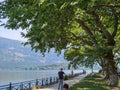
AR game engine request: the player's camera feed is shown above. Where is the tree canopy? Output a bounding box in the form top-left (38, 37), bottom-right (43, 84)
top-left (0, 0), bottom-right (120, 63)
top-left (0, 0), bottom-right (120, 85)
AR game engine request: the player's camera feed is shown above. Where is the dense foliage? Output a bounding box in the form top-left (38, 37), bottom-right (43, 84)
top-left (0, 0), bottom-right (120, 86)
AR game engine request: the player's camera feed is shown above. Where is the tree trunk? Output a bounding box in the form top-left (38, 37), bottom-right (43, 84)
top-left (105, 50), bottom-right (118, 86)
top-left (109, 73), bottom-right (118, 86)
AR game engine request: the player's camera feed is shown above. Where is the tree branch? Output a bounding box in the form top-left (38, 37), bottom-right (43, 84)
top-left (112, 9), bottom-right (118, 38)
top-left (88, 11), bottom-right (115, 45)
top-left (75, 19), bottom-right (98, 46)
top-left (75, 19), bottom-right (93, 36)
top-left (64, 31), bottom-right (94, 46)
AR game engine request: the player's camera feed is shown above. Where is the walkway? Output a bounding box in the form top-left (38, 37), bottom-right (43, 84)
top-left (32, 73), bottom-right (89, 90)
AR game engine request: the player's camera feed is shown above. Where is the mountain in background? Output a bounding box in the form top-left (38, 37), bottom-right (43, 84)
top-left (0, 37), bottom-right (67, 70)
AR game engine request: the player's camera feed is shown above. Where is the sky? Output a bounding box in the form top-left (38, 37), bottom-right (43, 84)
top-left (0, 26), bottom-right (26, 41)
top-left (0, 0), bottom-right (26, 41)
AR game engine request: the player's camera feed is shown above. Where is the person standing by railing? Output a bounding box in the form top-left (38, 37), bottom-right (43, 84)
top-left (58, 68), bottom-right (65, 90)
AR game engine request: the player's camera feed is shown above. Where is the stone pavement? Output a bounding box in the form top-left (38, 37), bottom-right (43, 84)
top-left (32, 73), bottom-right (89, 90)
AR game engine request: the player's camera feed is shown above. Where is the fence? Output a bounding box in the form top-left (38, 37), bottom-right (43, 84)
top-left (0, 73), bottom-right (81, 90)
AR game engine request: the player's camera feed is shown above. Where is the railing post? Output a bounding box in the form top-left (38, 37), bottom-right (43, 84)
top-left (46, 78), bottom-right (48, 85)
top-left (36, 79), bottom-right (39, 89)
top-left (9, 82), bottom-right (12, 90)
top-left (20, 83), bottom-right (23, 90)
top-left (29, 81), bottom-right (31, 89)
top-left (42, 79), bottom-right (44, 86)
top-left (54, 77), bottom-right (56, 84)
top-left (50, 77), bottom-right (52, 85)
top-left (56, 77), bottom-right (58, 83)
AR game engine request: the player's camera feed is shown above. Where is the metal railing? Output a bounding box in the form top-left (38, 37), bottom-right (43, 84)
top-left (0, 76), bottom-right (58, 90)
top-left (0, 73), bottom-right (81, 90)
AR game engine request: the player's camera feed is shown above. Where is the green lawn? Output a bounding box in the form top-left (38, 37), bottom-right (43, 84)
top-left (70, 73), bottom-right (110, 90)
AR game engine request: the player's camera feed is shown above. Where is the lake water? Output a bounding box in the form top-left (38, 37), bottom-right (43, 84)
top-left (0, 70), bottom-right (89, 86)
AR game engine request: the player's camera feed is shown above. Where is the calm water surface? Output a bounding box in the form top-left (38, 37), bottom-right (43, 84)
top-left (0, 70), bottom-right (84, 86)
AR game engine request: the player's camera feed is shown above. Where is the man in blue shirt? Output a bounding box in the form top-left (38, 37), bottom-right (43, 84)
top-left (58, 68), bottom-right (65, 90)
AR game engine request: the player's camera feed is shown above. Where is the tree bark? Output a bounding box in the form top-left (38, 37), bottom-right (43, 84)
top-left (104, 50), bottom-right (118, 86)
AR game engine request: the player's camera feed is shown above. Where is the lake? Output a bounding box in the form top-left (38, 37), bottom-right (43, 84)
top-left (0, 70), bottom-right (88, 86)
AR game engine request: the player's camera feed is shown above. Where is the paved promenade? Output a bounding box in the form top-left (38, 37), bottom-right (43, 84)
top-left (32, 73), bottom-right (89, 90)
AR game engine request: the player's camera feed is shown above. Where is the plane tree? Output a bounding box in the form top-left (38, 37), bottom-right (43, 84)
top-left (0, 0), bottom-right (120, 86)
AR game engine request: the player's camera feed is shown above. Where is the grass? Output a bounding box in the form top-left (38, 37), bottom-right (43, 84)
top-left (70, 73), bottom-right (110, 90)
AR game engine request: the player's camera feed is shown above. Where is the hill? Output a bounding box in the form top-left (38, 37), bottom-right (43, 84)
top-left (0, 37), bottom-right (67, 70)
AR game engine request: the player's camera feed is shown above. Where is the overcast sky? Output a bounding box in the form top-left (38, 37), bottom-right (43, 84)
top-left (0, 26), bottom-right (26, 41)
top-left (0, 0), bottom-right (27, 41)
